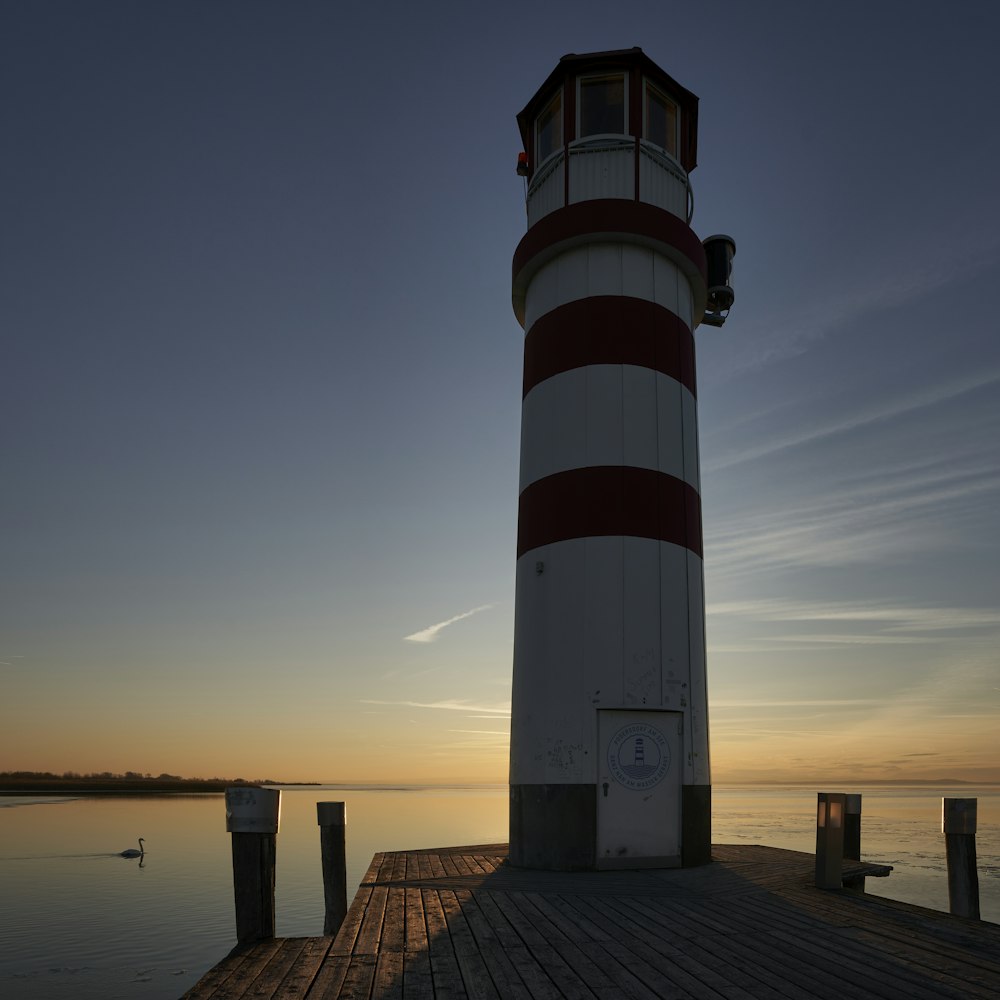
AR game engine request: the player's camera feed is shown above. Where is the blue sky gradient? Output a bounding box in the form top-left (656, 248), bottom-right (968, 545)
top-left (3, 1), bottom-right (999, 782)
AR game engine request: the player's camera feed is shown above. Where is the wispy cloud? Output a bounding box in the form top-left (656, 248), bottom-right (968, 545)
top-left (708, 598), bottom-right (1000, 633)
top-left (705, 462), bottom-right (1000, 575)
top-left (705, 368), bottom-right (1000, 474)
top-left (403, 604), bottom-right (493, 643)
top-left (706, 598), bottom-right (1000, 657)
top-left (711, 698), bottom-right (878, 709)
top-left (360, 698), bottom-right (511, 717)
top-left (716, 239), bottom-right (1000, 378)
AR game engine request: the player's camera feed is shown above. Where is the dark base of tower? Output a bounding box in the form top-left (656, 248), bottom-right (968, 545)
top-left (509, 783), bottom-right (596, 870)
top-left (509, 783), bottom-right (712, 870)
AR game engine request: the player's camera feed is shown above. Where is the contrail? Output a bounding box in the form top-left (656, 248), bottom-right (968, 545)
top-left (403, 604), bottom-right (493, 643)
top-left (361, 698), bottom-right (510, 716)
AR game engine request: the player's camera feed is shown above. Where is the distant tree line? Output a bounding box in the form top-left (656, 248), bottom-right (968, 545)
top-left (0, 770), bottom-right (279, 789)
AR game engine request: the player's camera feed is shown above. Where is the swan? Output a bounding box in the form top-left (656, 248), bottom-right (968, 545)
top-left (120, 837), bottom-right (145, 858)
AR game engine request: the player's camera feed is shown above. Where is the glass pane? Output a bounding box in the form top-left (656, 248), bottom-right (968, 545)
top-left (645, 84), bottom-right (677, 156)
top-left (579, 74), bottom-right (625, 137)
top-left (536, 91), bottom-right (562, 162)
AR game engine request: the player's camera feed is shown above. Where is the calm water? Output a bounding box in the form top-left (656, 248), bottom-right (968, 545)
top-left (1, 784), bottom-right (997, 999)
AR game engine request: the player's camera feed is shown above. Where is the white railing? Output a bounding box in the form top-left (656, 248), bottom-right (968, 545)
top-left (525, 137), bottom-right (690, 225)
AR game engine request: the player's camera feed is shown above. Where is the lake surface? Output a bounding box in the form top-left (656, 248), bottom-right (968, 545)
top-left (1, 784), bottom-right (997, 999)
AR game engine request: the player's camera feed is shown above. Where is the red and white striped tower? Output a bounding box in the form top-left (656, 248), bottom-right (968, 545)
top-left (509, 49), bottom-right (734, 870)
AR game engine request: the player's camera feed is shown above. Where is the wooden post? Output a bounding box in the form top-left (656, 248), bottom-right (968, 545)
top-left (842, 793), bottom-right (864, 890)
top-left (317, 801), bottom-right (348, 936)
top-left (815, 792), bottom-right (845, 890)
top-left (943, 798), bottom-right (980, 920)
top-left (225, 787), bottom-right (280, 943)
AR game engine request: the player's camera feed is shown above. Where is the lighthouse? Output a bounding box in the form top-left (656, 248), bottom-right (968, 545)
top-left (509, 49), bottom-right (734, 870)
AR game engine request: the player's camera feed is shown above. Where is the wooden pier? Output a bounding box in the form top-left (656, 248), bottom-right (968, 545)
top-left (183, 842), bottom-right (1000, 999)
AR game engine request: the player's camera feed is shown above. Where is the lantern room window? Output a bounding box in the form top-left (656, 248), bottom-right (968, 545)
top-left (644, 81), bottom-right (678, 157)
top-left (535, 90), bottom-right (563, 164)
top-left (578, 73), bottom-right (626, 137)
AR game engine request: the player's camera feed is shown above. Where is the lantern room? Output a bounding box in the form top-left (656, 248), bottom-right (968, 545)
top-left (516, 48), bottom-right (700, 228)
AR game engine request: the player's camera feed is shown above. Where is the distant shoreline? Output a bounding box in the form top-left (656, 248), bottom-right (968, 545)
top-left (0, 777), bottom-right (319, 794)
top-left (1, 776), bottom-right (993, 796)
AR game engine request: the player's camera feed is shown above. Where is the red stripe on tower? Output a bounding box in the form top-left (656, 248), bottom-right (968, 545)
top-left (522, 297), bottom-right (697, 399)
top-left (517, 467), bottom-right (703, 559)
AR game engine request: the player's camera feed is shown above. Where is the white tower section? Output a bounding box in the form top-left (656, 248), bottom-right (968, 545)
top-left (509, 49), bottom-right (715, 870)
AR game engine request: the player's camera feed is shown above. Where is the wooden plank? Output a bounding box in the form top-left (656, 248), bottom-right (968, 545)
top-left (598, 895), bottom-right (786, 1000)
top-left (402, 948), bottom-right (434, 1000)
top-left (272, 937), bottom-right (333, 1000)
top-left (473, 891), bottom-right (565, 1000)
top-left (380, 888), bottom-right (405, 953)
top-left (438, 889), bottom-right (502, 1000)
top-left (372, 951), bottom-right (404, 1000)
top-left (772, 924), bottom-right (994, 1000)
top-left (645, 903), bottom-right (865, 1000)
top-left (602, 936), bottom-right (725, 1000)
top-left (407, 852), bottom-right (425, 881)
top-left (636, 895), bottom-right (743, 940)
top-left (303, 953), bottom-right (350, 1000)
top-left (439, 853), bottom-right (463, 878)
top-left (404, 887), bottom-right (428, 955)
top-left (461, 855), bottom-right (490, 876)
top-left (375, 852), bottom-right (397, 883)
top-left (414, 852), bottom-right (433, 881)
top-left (452, 889), bottom-right (533, 1000)
top-left (727, 891), bottom-right (974, 1000)
top-left (555, 894), bottom-right (727, 1000)
top-left (391, 851), bottom-right (408, 882)
top-left (331, 886), bottom-right (374, 957)
top-left (353, 885), bottom-right (389, 956)
top-left (206, 941), bottom-right (287, 1000)
top-left (422, 889), bottom-right (467, 999)
top-left (490, 890), bottom-right (603, 1000)
top-left (360, 853), bottom-right (384, 885)
top-left (656, 932), bottom-right (805, 1000)
top-left (336, 955), bottom-right (377, 1000)
top-left (241, 939), bottom-right (308, 999)
top-left (851, 920), bottom-right (1000, 979)
top-left (183, 941), bottom-right (282, 1000)
top-left (450, 853), bottom-right (476, 877)
top-left (526, 890), bottom-right (608, 944)
top-left (648, 902), bottom-right (851, 1000)
top-left (507, 892), bottom-right (622, 999)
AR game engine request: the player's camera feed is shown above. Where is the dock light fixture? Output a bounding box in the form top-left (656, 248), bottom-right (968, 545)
top-left (815, 792), bottom-right (847, 890)
top-left (701, 235), bottom-right (736, 327)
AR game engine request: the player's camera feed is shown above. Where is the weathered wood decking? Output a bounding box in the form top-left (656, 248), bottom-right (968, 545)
top-left (183, 843), bottom-right (1000, 999)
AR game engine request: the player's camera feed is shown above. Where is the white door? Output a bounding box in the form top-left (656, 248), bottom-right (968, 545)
top-left (597, 710), bottom-right (682, 868)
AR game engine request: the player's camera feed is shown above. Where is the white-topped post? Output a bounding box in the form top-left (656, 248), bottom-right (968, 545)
top-left (317, 801), bottom-right (348, 936)
top-left (225, 787), bottom-right (281, 942)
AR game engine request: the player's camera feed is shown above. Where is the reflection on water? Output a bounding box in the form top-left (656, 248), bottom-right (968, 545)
top-left (0, 785), bottom-right (996, 1000)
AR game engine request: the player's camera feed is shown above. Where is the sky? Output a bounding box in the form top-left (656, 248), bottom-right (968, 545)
top-left (3, 1), bottom-right (999, 786)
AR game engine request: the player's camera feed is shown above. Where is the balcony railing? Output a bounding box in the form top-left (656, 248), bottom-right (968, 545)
top-left (526, 138), bottom-right (690, 228)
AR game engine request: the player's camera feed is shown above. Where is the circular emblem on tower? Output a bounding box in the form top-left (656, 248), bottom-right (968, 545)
top-left (607, 722), bottom-right (671, 790)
